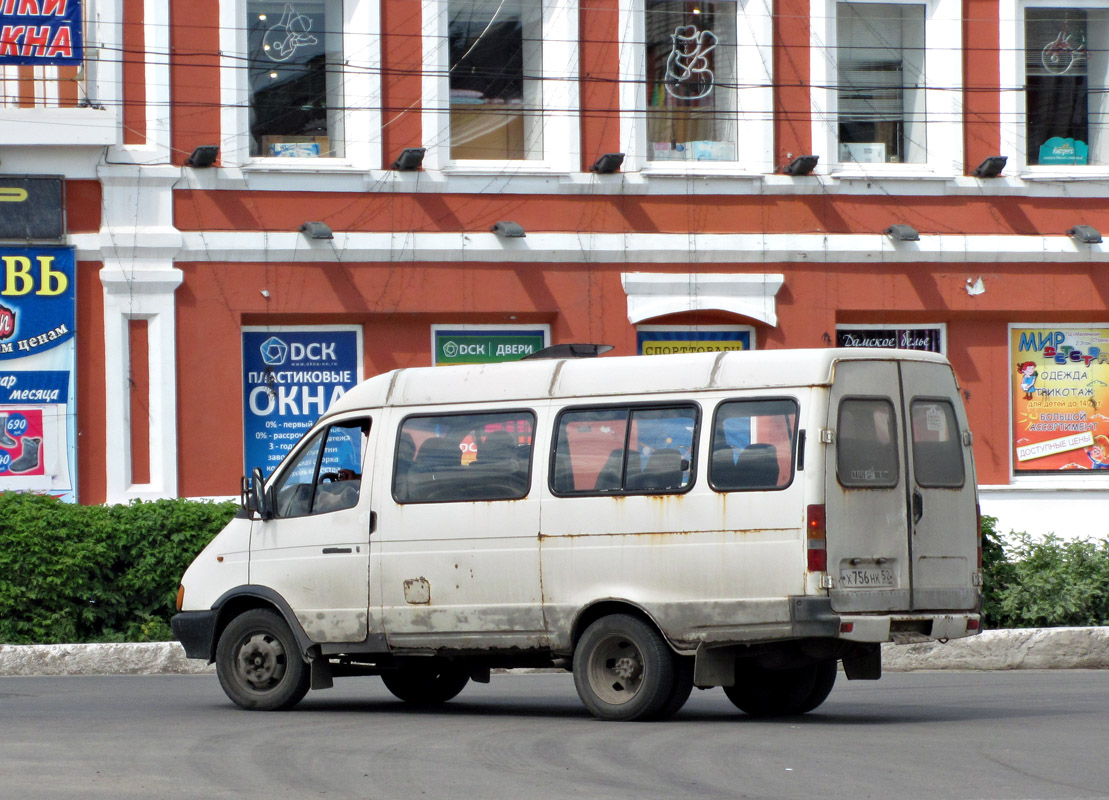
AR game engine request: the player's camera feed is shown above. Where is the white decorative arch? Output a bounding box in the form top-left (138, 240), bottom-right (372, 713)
top-left (621, 272), bottom-right (785, 326)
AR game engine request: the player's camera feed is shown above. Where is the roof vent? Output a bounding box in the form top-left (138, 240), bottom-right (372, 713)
top-left (521, 343), bottom-right (614, 360)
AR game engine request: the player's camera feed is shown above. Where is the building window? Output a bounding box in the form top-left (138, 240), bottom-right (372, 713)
top-left (247, 0), bottom-right (345, 157)
top-left (644, 1), bottom-right (739, 162)
top-left (448, 0), bottom-right (543, 160)
top-left (836, 2), bottom-right (926, 164)
top-left (812, 0), bottom-right (961, 172)
top-left (424, 0), bottom-right (577, 170)
top-left (1024, 7), bottom-right (1109, 166)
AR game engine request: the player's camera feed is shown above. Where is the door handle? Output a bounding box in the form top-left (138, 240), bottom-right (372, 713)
top-left (322, 547), bottom-right (352, 554)
top-left (911, 490), bottom-right (924, 526)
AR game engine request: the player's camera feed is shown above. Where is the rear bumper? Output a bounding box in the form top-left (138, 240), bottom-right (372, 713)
top-left (791, 597), bottom-right (981, 643)
top-left (171, 610), bottom-right (219, 661)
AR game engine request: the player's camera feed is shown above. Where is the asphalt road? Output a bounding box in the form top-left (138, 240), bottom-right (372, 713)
top-left (1, 670), bottom-right (1106, 800)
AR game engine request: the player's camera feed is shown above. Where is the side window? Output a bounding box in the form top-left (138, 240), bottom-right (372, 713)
top-left (910, 399), bottom-right (965, 487)
top-left (272, 418), bottom-right (368, 517)
top-left (837, 398), bottom-right (899, 488)
top-left (394, 410), bottom-right (534, 503)
top-left (709, 399), bottom-right (798, 491)
top-left (551, 405), bottom-right (697, 495)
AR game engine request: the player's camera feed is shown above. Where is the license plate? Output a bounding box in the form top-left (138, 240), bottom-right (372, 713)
top-left (839, 567), bottom-right (896, 588)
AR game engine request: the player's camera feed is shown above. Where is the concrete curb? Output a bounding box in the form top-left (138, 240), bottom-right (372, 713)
top-left (1, 628), bottom-right (1107, 677)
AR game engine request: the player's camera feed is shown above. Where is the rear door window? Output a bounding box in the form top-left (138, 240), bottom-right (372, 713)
top-left (909, 399), bottom-right (965, 487)
top-left (837, 398), bottom-right (899, 488)
top-left (709, 399), bottom-right (798, 491)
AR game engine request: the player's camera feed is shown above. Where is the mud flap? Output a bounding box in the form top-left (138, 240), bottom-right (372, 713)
top-left (842, 644), bottom-right (882, 680)
top-left (310, 656), bottom-right (334, 690)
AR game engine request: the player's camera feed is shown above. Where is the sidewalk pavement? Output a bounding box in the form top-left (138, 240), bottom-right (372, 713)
top-left (1, 627), bottom-right (1107, 676)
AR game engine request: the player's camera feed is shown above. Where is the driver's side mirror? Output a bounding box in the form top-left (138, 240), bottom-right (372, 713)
top-left (246, 466), bottom-right (273, 520)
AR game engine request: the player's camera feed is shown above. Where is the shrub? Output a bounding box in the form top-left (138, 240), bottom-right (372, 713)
top-left (0, 493), bottom-right (235, 644)
top-left (981, 514), bottom-right (1109, 629)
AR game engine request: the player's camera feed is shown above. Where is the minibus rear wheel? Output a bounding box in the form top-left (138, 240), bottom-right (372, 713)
top-left (381, 662), bottom-right (470, 705)
top-left (723, 659), bottom-right (837, 717)
top-left (215, 609), bottom-right (311, 711)
top-left (573, 614), bottom-right (676, 721)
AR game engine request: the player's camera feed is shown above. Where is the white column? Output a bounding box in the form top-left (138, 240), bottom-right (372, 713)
top-left (98, 165), bottom-right (184, 502)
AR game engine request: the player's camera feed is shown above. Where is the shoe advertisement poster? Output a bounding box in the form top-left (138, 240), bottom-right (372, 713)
top-left (1010, 324), bottom-right (1109, 473)
top-left (0, 246), bottom-right (77, 501)
top-left (242, 326), bottom-right (362, 476)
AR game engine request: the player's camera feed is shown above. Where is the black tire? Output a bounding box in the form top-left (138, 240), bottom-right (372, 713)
top-left (573, 614), bottom-right (676, 721)
top-left (795, 659), bottom-right (837, 714)
top-left (381, 662), bottom-right (470, 705)
top-left (724, 660), bottom-right (835, 717)
top-left (215, 609), bottom-right (310, 711)
top-left (649, 654), bottom-right (695, 721)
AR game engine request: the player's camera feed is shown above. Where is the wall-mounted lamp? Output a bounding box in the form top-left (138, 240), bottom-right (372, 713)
top-left (299, 221), bottom-right (333, 240)
top-left (185, 145), bottom-right (219, 167)
top-left (781, 155), bottom-right (819, 176)
top-left (391, 147), bottom-right (425, 171)
top-left (884, 224), bottom-right (920, 241)
top-left (1068, 224), bottom-right (1103, 244)
top-left (973, 155), bottom-right (1007, 178)
top-left (491, 221), bottom-right (526, 238)
top-left (591, 153), bottom-right (625, 174)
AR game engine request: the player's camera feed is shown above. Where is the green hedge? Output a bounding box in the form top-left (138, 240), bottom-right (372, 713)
top-left (981, 515), bottom-right (1109, 629)
top-left (0, 492), bottom-right (234, 644)
top-left (2, 493), bottom-right (1107, 643)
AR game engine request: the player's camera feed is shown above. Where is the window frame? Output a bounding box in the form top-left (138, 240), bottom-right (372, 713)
top-left (548, 401), bottom-right (702, 497)
top-left (708, 397), bottom-right (800, 493)
top-left (220, 0), bottom-right (381, 169)
top-left (1000, 0), bottom-right (1109, 175)
top-left (810, 0), bottom-right (963, 176)
top-left (392, 408), bottom-right (537, 504)
top-left (619, 0), bottom-right (774, 174)
top-left (421, 0), bottom-right (580, 173)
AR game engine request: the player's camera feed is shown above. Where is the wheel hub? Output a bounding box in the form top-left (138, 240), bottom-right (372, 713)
top-left (612, 656), bottom-right (641, 681)
top-left (236, 632), bottom-right (286, 689)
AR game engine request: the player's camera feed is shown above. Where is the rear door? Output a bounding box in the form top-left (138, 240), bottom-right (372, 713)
top-left (825, 357), bottom-right (977, 613)
top-left (899, 361), bottom-right (978, 611)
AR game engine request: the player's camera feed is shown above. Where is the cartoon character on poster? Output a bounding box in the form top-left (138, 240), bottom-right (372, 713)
top-left (1017, 361), bottom-right (1039, 399)
top-left (1086, 434), bottom-right (1109, 469)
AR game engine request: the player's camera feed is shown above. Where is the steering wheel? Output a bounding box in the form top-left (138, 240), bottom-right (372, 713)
top-left (319, 472), bottom-right (340, 483)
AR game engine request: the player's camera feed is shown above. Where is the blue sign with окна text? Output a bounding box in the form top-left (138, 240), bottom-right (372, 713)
top-left (242, 328), bottom-right (359, 476)
top-left (0, 0), bottom-right (84, 66)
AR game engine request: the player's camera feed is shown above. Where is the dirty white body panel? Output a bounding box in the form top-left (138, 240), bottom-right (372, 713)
top-left (179, 348), bottom-right (981, 661)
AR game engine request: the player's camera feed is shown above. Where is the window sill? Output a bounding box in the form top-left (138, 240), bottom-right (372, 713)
top-left (1020, 170), bottom-right (1109, 182)
top-left (985, 478), bottom-right (1109, 492)
top-left (438, 162), bottom-right (572, 176)
top-left (239, 157), bottom-right (359, 173)
top-left (639, 163), bottom-right (767, 178)
top-left (827, 166), bottom-right (958, 181)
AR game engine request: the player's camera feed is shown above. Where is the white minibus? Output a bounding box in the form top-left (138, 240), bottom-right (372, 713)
top-left (172, 347), bottom-right (982, 720)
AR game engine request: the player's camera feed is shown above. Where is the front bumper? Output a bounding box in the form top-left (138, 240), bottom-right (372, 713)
top-left (171, 610), bottom-right (219, 661)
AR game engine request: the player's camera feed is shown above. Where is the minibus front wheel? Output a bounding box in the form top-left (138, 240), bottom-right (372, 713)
top-left (573, 614), bottom-right (677, 721)
top-left (215, 609), bottom-right (311, 711)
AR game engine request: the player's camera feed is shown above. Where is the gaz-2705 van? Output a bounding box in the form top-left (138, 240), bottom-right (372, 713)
top-left (171, 347), bottom-right (982, 721)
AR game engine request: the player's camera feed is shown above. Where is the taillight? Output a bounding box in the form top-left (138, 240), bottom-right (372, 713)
top-left (966, 618), bottom-right (980, 632)
top-left (176, 584), bottom-right (185, 612)
top-left (807, 504), bottom-right (827, 572)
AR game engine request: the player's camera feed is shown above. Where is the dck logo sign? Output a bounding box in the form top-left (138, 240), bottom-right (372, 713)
top-left (260, 337), bottom-right (289, 366)
top-left (260, 336), bottom-right (339, 365)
